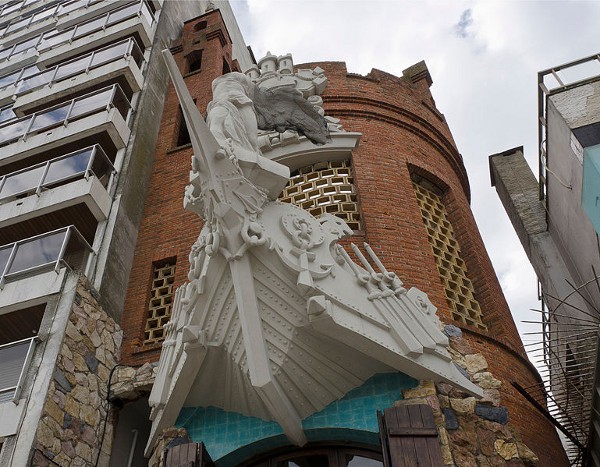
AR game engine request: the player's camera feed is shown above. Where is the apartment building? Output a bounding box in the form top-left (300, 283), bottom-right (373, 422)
top-left (491, 53), bottom-right (600, 465)
top-left (0, 1), bottom-right (253, 465)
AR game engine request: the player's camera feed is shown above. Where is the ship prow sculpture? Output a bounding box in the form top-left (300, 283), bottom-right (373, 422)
top-left (146, 50), bottom-right (482, 455)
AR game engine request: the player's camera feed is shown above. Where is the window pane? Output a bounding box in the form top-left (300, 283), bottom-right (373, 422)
top-left (69, 89), bottom-right (112, 118)
top-left (39, 30), bottom-right (71, 51)
top-left (12, 36), bottom-right (38, 55)
top-left (0, 339), bottom-right (30, 397)
top-left (0, 245), bottom-right (13, 274)
top-left (15, 69), bottom-right (53, 94)
top-left (90, 41), bottom-right (128, 68)
top-left (45, 149), bottom-right (92, 184)
top-left (107, 3), bottom-right (139, 26)
top-left (346, 455), bottom-right (383, 467)
top-left (53, 55), bottom-right (90, 81)
top-left (8, 230), bottom-right (65, 274)
top-left (29, 105), bottom-right (69, 132)
top-left (1, 164), bottom-right (45, 199)
top-left (276, 456), bottom-right (329, 467)
top-left (0, 119), bottom-right (30, 145)
top-left (73, 15), bottom-right (104, 38)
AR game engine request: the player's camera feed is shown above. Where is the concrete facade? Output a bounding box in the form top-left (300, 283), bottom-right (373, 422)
top-left (490, 55), bottom-right (600, 465)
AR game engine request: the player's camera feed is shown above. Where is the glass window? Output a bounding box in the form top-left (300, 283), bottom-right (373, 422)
top-left (52, 55), bottom-right (90, 81)
top-left (0, 106), bottom-right (15, 123)
top-left (0, 339), bottom-right (31, 402)
top-left (107, 2), bottom-right (139, 25)
top-left (38, 29), bottom-right (71, 51)
top-left (8, 230), bottom-right (65, 274)
top-left (12, 35), bottom-right (38, 55)
top-left (0, 245), bottom-right (13, 275)
top-left (15, 69), bottom-right (53, 94)
top-left (277, 456), bottom-right (329, 467)
top-left (345, 455), bottom-right (382, 467)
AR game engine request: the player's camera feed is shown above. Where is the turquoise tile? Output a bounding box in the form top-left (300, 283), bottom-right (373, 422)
top-left (176, 371), bottom-right (417, 463)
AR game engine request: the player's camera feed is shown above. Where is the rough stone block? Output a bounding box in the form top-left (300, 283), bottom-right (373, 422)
top-left (444, 325), bottom-right (462, 337)
top-left (443, 407), bottom-right (459, 430)
top-left (465, 354), bottom-right (488, 374)
top-left (495, 439), bottom-right (519, 460)
top-left (54, 369), bottom-right (72, 393)
top-left (475, 404), bottom-right (509, 425)
top-left (450, 396), bottom-right (476, 414)
top-left (403, 380), bottom-right (436, 398)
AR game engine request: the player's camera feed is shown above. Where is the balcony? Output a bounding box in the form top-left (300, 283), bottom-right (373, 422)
top-left (0, 0), bottom-right (156, 73)
top-left (0, 84), bottom-right (131, 167)
top-left (57, 0), bottom-right (158, 32)
top-left (0, 0), bottom-right (48, 32)
top-left (0, 225), bottom-right (91, 314)
top-left (0, 1), bottom-right (61, 47)
top-left (0, 224), bottom-right (92, 285)
top-left (0, 145), bottom-right (114, 228)
top-left (7, 38), bottom-right (145, 114)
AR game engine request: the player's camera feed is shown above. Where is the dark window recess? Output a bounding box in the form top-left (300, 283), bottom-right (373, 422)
top-left (222, 58), bottom-right (231, 75)
top-left (378, 404), bottom-right (444, 467)
top-left (573, 122), bottom-right (600, 148)
top-left (175, 106), bottom-right (191, 147)
top-left (194, 21), bottom-right (207, 32)
top-left (186, 50), bottom-right (202, 73)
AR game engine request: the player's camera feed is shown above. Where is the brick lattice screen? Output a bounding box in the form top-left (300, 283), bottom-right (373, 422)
top-left (412, 181), bottom-right (487, 330)
top-left (279, 159), bottom-right (361, 231)
top-left (144, 261), bottom-right (176, 345)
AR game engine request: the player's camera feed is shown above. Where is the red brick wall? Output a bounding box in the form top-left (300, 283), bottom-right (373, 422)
top-left (311, 61), bottom-right (566, 466)
top-left (120, 9), bottom-right (237, 366)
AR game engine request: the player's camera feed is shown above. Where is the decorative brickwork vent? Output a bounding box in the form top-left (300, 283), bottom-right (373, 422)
top-left (412, 181), bottom-right (486, 330)
top-left (279, 160), bottom-right (361, 231)
top-left (144, 260), bottom-right (176, 345)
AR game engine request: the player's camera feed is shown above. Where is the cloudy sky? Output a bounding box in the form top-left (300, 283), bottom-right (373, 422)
top-left (229, 0), bottom-right (600, 356)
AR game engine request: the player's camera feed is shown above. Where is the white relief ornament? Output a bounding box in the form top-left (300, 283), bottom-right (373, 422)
top-left (281, 212), bottom-right (324, 250)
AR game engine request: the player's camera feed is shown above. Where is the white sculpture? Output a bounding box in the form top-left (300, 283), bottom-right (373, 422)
top-left (146, 50), bottom-right (482, 455)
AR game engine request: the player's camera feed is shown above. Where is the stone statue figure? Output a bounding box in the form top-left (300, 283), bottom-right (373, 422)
top-left (206, 72), bottom-right (261, 161)
top-left (207, 72), bottom-right (329, 156)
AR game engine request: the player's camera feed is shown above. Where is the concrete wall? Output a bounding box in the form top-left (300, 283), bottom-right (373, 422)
top-left (546, 94), bottom-right (600, 311)
top-left (94, 1), bottom-right (208, 321)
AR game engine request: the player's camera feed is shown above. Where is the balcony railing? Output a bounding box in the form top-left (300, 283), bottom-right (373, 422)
top-left (0, 0), bottom-right (40, 21)
top-left (0, 0), bottom-right (154, 64)
top-left (0, 37), bottom-right (143, 97)
top-left (0, 144), bottom-right (115, 203)
top-left (0, 1), bottom-right (59, 39)
top-left (0, 83), bottom-right (131, 149)
top-left (0, 0), bottom-right (108, 40)
top-left (0, 336), bottom-right (37, 403)
top-left (0, 225), bottom-right (92, 289)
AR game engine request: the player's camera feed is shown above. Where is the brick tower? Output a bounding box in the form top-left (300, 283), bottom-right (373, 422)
top-left (118, 9), bottom-right (567, 467)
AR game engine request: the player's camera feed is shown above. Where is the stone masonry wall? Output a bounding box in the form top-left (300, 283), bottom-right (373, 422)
top-left (400, 325), bottom-right (542, 467)
top-left (32, 277), bottom-right (122, 466)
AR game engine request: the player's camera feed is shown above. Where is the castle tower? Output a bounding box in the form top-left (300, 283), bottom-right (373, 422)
top-left (117, 10), bottom-right (566, 467)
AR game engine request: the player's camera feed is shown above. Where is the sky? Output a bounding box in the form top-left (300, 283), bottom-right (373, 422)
top-left (228, 0), bottom-right (600, 357)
